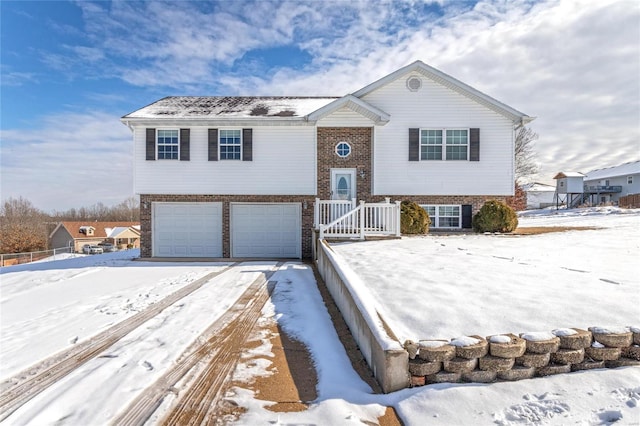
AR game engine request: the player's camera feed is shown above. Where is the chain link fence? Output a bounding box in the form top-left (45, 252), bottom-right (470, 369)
top-left (1, 247), bottom-right (73, 267)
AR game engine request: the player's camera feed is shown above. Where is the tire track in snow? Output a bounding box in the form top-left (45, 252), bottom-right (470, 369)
top-left (112, 263), bottom-right (281, 426)
top-left (0, 263), bottom-right (238, 422)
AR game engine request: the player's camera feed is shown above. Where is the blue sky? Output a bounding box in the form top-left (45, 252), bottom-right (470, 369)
top-left (1, 0), bottom-right (639, 211)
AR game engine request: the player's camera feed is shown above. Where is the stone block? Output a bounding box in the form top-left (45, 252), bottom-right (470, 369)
top-left (478, 355), bottom-right (515, 372)
top-left (418, 341), bottom-right (456, 362)
top-left (585, 346), bottom-right (621, 361)
top-left (443, 357), bottom-right (477, 374)
top-left (454, 336), bottom-right (489, 359)
top-left (621, 346), bottom-right (640, 361)
top-left (426, 371), bottom-right (461, 384)
top-left (555, 328), bottom-right (592, 350)
top-left (590, 330), bottom-right (633, 348)
top-left (408, 359), bottom-right (442, 376)
top-left (462, 369), bottom-right (497, 383)
top-left (605, 358), bottom-right (640, 368)
top-left (571, 360), bottom-right (605, 371)
top-left (488, 334), bottom-right (526, 358)
top-left (537, 363), bottom-right (572, 376)
top-left (497, 366), bottom-right (536, 381)
top-left (550, 348), bottom-right (585, 365)
top-left (516, 352), bottom-right (550, 368)
top-left (522, 336), bottom-right (560, 354)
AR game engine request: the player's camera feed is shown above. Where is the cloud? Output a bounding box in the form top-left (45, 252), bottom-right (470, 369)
top-left (0, 112), bottom-right (133, 212)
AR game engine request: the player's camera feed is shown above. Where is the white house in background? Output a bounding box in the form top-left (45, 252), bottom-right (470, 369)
top-left (522, 182), bottom-right (556, 209)
top-left (121, 60), bottom-right (534, 259)
top-left (584, 160), bottom-right (640, 205)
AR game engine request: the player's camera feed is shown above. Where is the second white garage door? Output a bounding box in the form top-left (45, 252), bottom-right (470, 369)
top-left (231, 203), bottom-right (301, 258)
top-left (153, 202), bottom-right (222, 257)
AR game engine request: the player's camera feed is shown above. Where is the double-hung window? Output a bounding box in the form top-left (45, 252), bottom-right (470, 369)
top-left (157, 129), bottom-right (179, 160)
top-left (219, 129), bottom-right (241, 160)
top-left (420, 129), bottom-right (468, 161)
top-left (421, 205), bottom-right (462, 228)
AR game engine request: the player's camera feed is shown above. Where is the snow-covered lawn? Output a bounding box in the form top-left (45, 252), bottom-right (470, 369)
top-left (331, 206), bottom-right (640, 342)
top-left (0, 207), bottom-right (638, 425)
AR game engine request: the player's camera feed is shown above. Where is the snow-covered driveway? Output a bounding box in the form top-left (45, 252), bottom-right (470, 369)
top-left (0, 252), bottom-right (280, 424)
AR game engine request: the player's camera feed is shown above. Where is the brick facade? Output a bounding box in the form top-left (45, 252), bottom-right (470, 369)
top-left (140, 194), bottom-right (315, 259)
top-left (316, 127), bottom-right (373, 200)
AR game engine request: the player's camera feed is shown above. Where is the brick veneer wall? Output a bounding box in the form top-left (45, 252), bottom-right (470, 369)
top-left (406, 328), bottom-right (640, 387)
top-left (317, 127), bottom-right (373, 200)
top-left (139, 194), bottom-right (316, 259)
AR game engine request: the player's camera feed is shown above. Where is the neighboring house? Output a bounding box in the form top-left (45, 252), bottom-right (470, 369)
top-left (121, 60), bottom-right (533, 259)
top-left (522, 182), bottom-right (556, 209)
top-left (584, 160), bottom-right (640, 205)
top-left (49, 222), bottom-right (140, 253)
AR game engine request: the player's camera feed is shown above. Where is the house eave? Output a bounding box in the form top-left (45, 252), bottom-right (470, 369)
top-left (120, 116), bottom-right (316, 127)
top-left (306, 95), bottom-right (390, 126)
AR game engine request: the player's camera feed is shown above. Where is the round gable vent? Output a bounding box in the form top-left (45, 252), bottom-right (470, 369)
top-left (406, 76), bottom-right (422, 92)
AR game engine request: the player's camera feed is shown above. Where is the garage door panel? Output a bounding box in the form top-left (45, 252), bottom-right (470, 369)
top-left (231, 203), bottom-right (301, 258)
top-left (153, 202), bottom-right (222, 257)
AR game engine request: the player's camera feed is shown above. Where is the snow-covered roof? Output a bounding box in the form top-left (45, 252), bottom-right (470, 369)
top-left (106, 226), bottom-right (140, 238)
top-left (522, 182), bottom-right (556, 192)
top-left (553, 172), bottom-right (585, 179)
top-left (585, 160), bottom-right (640, 180)
top-left (122, 96), bottom-right (338, 120)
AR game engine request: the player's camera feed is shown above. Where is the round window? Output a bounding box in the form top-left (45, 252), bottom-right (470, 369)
top-left (335, 142), bottom-right (351, 158)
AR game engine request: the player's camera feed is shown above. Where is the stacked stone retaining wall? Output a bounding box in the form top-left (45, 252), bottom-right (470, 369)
top-left (405, 327), bottom-right (640, 387)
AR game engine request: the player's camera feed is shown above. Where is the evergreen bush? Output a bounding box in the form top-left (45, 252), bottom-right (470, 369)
top-left (472, 200), bottom-right (518, 233)
top-left (400, 201), bottom-right (431, 234)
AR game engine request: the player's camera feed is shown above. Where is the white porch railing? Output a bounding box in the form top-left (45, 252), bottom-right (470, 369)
top-left (314, 198), bottom-right (357, 228)
top-left (317, 198), bottom-right (401, 240)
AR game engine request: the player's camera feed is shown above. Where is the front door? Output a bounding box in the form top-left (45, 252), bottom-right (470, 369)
top-left (331, 169), bottom-right (356, 201)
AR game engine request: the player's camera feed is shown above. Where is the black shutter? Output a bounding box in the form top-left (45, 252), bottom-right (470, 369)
top-left (146, 128), bottom-right (156, 160)
top-left (208, 129), bottom-right (218, 161)
top-left (462, 204), bottom-right (473, 228)
top-left (470, 128), bottom-right (480, 161)
top-left (409, 128), bottom-right (419, 161)
top-left (180, 128), bottom-right (190, 161)
top-left (242, 128), bottom-right (253, 161)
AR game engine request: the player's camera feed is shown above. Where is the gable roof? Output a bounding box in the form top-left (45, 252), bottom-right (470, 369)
top-left (307, 95), bottom-right (390, 125)
top-left (553, 172), bottom-right (585, 179)
top-left (352, 60), bottom-right (534, 125)
top-left (585, 160), bottom-right (640, 180)
top-left (522, 182), bottom-right (556, 192)
top-left (50, 221), bottom-right (140, 239)
top-left (122, 96), bottom-right (338, 122)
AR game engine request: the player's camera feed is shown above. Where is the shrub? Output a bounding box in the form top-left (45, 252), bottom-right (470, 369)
top-left (400, 201), bottom-right (431, 234)
top-left (472, 200), bottom-right (518, 233)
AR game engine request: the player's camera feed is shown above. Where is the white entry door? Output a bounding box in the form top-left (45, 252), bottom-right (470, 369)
top-left (331, 169), bottom-right (356, 201)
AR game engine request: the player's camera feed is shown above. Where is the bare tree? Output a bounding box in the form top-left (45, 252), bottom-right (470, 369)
top-left (515, 126), bottom-right (539, 183)
top-left (0, 197), bottom-right (48, 253)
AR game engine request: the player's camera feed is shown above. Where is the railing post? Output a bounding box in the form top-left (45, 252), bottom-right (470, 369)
top-left (351, 197), bottom-right (357, 210)
top-left (314, 198), bottom-right (320, 228)
top-left (359, 200), bottom-right (365, 240)
top-left (395, 200), bottom-right (401, 237)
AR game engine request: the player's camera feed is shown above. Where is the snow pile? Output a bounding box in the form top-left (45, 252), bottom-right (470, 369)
top-left (490, 335), bottom-right (512, 343)
top-left (589, 326), bottom-right (631, 334)
top-left (521, 331), bottom-right (557, 341)
top-left (449, 336), bottom-right (480, 347)
top-left (419, 340), bottom-right (448, 348)
top-left (553, 328), bottom-right (578, 337)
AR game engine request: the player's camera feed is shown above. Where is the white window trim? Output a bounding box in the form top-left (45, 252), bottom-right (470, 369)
top-left (335, 141), bottom-right (352, 158)
top-left (421, 204), bottom-right (462, 229)
top-left (219, 128), bottom-right (242, 161)
top-left (157, 129), bottom-right (180, 160)
top-left (627, 176), bottom-right (633, 184)
top-left (419, 128), bottom-right (469, 161)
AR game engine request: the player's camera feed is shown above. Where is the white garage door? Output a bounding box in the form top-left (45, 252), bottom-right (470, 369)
top-left (231, 203), bottom-right (301, 258)
top-left (153, 202), bottom-right (222, 257)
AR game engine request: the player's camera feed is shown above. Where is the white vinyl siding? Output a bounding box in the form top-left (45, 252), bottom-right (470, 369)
top-left (317, 107), bottom-right (375, 127)
top-left (134, 126), bottom-right (316, 195)
top-left (364, 74), bottom-right (515, 196)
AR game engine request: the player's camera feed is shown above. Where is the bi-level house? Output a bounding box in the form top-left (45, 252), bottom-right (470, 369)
top-left (121, 61), bottom-right (533, 259)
